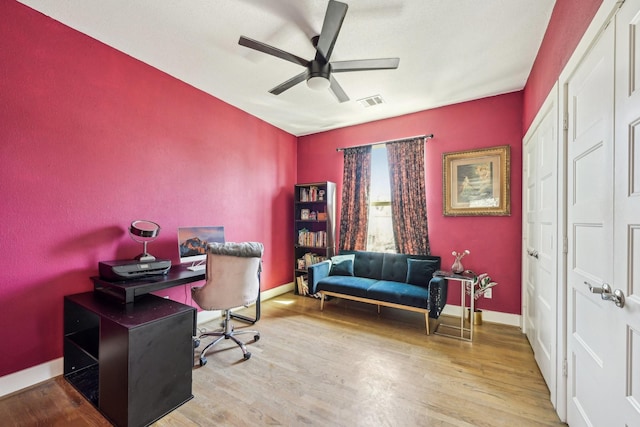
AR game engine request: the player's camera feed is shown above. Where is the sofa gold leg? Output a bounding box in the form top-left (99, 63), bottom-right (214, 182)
top-left (320, 293), bottom-right (325, 311)
top-left (377, 305), bottom-right (381, 314)
top-left (425, 313), bottom-right (430, 335)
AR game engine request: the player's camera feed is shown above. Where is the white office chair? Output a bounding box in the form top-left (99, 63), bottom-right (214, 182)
top-left (191, 241), bottom-right (263, 366)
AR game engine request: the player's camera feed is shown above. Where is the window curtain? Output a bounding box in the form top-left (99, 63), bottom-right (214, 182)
top-left (339, 146), bottom-right (372, 251)
top-left (386, 137), bottom-right (430, 255)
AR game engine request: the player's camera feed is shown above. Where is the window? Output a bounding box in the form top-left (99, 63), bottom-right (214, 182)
top-left (366, 145), bottom-right (395, 252)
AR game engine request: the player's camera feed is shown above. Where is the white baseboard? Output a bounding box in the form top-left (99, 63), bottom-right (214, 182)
top-left (0, 358), bottom-right (63, 398)
top-left (441, 305), bottom-right (521, 328)
top-left (0, 282), bottom-right (297, 398)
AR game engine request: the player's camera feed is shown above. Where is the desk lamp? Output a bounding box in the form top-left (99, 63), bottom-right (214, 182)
top-left (129, 220), bottom-right (161, 261)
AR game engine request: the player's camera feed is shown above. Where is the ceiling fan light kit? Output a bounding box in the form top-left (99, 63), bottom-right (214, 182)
top-left (307, 76), bottom-right (331, 91)
top-left (238, 0), bottom-right (399, 103)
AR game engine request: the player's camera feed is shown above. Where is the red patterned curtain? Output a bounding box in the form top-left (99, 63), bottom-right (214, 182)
top-left (386, 137), bottom-right (430, 255)
top-left (339, 146), bottom-right (371, 251)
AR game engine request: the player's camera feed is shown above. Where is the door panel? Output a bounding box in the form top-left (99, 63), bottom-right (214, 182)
top-left (566, 18), bottom-right (615, 427)
top-left (524, 134), bottom-right (538, 339)
top-left (574, 144), bottom-right (608, 211)
top-left (614, 0), bottom-right (640, 424)
top-left (522, 90), bottom-right (557, 403)
top-left (536, 114), bottom-right (557, 382)
top-left (573, 224), bottom-right (606, 279)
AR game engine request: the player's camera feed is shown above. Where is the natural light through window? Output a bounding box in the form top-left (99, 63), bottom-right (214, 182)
top-left (367, 145), bottom-right (395, 253)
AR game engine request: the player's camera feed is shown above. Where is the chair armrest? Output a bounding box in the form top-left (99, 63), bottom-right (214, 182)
top-left (428, 276), bottom-right (448, 319)
top-left (307, 260), bottom-right (331, 294)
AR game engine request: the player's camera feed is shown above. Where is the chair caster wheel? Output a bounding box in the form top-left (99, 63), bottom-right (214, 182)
top-left (243, 352), bottom-right (251, 360)
top-left (254, 335), bottom-right (260, 342)
top-left (200, 357), bottom-right (207, 366)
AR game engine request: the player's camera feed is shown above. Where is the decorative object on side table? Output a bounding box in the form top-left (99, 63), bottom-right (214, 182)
top-left (465, 272), bottom-right (498, 325)
top-left (451, 249), bottom-right (470, 273)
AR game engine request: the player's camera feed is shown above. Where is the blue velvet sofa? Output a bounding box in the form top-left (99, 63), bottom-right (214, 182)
top-left (307, 251), bottom-right (448, 334)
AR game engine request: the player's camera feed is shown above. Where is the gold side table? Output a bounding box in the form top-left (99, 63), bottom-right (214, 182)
top-left (433, 270), bottom-right (476, 341)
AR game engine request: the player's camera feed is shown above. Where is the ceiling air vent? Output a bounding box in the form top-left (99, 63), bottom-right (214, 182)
top-left (358, 95), bottom-right (385, 108)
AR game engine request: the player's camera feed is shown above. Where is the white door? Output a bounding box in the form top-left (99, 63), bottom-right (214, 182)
top-left (613, 0), bottom-right (640, 424)
top-left (566, 19), bottom-right (616, 427)
top-left (523, 120), bottom-right (539, 340)
top-left (522, 90), bottom-right (558, 406)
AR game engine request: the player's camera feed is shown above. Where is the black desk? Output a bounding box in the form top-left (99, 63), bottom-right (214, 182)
top-left (64, 292), bottom-right (196, 427)
top-left (92, 265), bottom-right (205, 304)
top-left (92, 264), bottom-right (261, 322)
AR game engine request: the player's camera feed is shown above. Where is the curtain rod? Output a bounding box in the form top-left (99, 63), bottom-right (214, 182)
top-left (336, 134), bottom-right (434, 152)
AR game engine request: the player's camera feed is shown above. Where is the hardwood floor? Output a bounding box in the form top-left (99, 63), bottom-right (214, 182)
top-left (0, 293), bottom-right (566, 426)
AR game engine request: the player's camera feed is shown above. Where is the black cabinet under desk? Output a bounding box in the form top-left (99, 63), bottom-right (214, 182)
top-left (64, 292), bottom-right (196, 427)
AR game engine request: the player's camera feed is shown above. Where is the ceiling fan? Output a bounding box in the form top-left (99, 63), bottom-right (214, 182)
top-left (238, 0), bottom-right (400, 103)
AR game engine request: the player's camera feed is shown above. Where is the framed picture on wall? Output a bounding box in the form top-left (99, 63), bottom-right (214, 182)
top-left (442, 145), bottom-right (511, 216)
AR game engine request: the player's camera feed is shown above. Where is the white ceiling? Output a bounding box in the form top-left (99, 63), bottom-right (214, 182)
top-left (17, 0), bottom-right (556, 136)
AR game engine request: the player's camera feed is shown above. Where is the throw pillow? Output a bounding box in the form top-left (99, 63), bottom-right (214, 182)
top-left (329, 254), bottom-right (355, 276)
top-left (406, 259), bottom-right (439, 287)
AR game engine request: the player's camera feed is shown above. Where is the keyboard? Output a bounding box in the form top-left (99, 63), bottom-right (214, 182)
top-left (187, 264), bottom-right (206, 272)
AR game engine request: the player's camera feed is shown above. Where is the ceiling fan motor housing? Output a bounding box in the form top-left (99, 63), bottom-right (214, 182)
top-left (308, 60), bottom-right (331, 81)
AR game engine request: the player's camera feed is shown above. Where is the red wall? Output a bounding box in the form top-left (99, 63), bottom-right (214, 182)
top-left (298, 92), bottom-right (524, 315)
top-left (0, 2), bottom-right (296, 376)
top-left (0, 0), bottom-right (606, 379)
top-left (523, 0), bottom-right (603, 132)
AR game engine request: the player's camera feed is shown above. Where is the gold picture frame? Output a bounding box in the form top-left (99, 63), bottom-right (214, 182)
top-left (442, 145), bottom-right (511, 216)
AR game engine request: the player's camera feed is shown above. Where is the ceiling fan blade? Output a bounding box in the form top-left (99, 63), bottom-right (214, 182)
top-left (316, 0), bottom-right (348, 62)
top-left (269, 71), bottom-right (308, 95)
top-left (329, 75), bottom-right (349, 103)
top-left (331, 58), bottom-right (400, 72)
top-left (239, 36), bottom-right (309, 67)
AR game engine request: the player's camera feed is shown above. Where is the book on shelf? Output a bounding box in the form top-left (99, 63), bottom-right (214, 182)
top-left (296, 275), bottom-right (309, 295)
top-left (297, 229), bottom-right (327, 247)
top-left (296, 253), bottom-right (327, 270)
top-left (309, 186), bottom-right (318, 201)
top-left (299, 186), bottom-right (321, 202)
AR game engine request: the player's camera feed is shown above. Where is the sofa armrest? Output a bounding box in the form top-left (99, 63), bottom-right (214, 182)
top-left (428, 276), bottom-right (448, 319)
top-left (307, 260), bottom-right (331, 294)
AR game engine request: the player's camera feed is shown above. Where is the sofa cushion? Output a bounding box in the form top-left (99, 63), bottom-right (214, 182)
top-left (406, 258), bottom-right (440, 287)
top-left (348, 251), bottom-right (385, 280)
top-left (316, 276), bottom-right (378, 298)
top-left (329, 254), bottom-right (355, 276)
top-left (366, 280), bottom-right (430, 309)
top-left (381, 253), bottom-right (410, 282)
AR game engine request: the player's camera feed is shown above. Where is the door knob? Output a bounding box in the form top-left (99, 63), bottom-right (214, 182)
top-left (584, 281), bottom-right (625, 308)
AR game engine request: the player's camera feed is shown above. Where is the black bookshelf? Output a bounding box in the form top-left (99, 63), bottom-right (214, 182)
top-left (294, 182), bottom-right (336, 295)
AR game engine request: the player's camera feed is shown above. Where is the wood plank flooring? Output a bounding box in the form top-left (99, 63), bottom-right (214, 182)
top-left (0, 292), bottom-right (566, 426)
